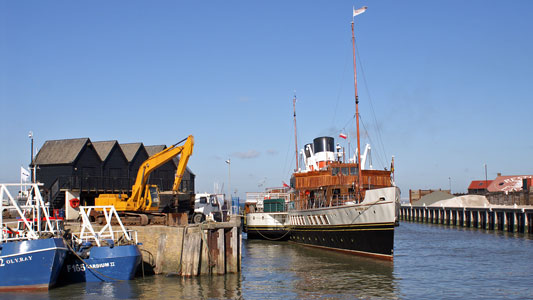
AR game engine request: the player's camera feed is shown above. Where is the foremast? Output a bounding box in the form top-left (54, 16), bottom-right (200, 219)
top-left (351, 6), bottom-right (367, 200)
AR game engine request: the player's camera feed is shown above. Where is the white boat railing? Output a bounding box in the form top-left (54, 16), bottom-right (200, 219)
top-left (73, 206), bottom-right (137, 247)
top-left (245, 192), bottom-right (291, 212)
top-left (0, 183), bottom-right (60, 243)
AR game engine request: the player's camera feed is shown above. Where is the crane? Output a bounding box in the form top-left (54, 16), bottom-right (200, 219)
top-left (95, 135), bottom-right (194, 225)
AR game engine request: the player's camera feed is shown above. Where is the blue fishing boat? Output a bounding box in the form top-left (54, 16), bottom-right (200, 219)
top-left (0, 183), bottom-right (68, 291)
top-left (59, 206), bottom-right (141, 283)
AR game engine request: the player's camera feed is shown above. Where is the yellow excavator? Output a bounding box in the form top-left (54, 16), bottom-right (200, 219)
top-left (95, 135), bottom-right (194, 225)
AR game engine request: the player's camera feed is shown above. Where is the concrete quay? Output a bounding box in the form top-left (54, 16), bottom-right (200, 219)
top-left (399, 205), bottom-right (533, 234)
top-left (65, 215), bottom-right (242, 277)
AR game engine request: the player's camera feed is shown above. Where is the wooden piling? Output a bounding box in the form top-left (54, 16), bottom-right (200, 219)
top-left (225, 226), bottom-right (239, 273)
top-left (200, 229), bottom-right (210, 275)
top-left (179, 227), bottom-right (202, 276)
top-left (400, 205), bottom-right (533, 234)
top-left (154, 233), bottom-right (167, 275)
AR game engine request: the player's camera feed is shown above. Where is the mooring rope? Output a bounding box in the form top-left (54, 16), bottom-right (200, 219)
top-left (254, 225), bottom-right (292, 241)
top-left (62, 237), bottom-right (125, 282)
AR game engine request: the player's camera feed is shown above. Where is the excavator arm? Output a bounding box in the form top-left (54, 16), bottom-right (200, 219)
top-left (130, 135), bottom-right (194, 210)
top-left (172, 136), bottom-right (194, 192)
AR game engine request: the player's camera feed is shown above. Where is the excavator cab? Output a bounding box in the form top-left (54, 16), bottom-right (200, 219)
top-left (146, 185), bottom-right (160, 210)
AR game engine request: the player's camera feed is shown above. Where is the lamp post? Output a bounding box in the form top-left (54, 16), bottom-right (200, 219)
top-left (225, 158), bottom-right (231, 206)
top-left (29, 131), bottom-right (34, 183)
top-left (484, 163), bottom-right (488, 191)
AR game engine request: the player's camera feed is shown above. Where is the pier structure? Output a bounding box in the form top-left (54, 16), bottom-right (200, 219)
top-left (66, 216), bottom-right (242, 277)
top-left (399, 205), bottom-right (533, 234)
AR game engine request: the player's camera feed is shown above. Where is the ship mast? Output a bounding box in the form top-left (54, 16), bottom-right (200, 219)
top-left (352, 6), bottom-right (367, 198)
top-left (293, 93), bottom-right (299, 172)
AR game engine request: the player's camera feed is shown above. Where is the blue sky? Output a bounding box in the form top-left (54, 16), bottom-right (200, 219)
top-left (1, 1), bottom-right (532, 199)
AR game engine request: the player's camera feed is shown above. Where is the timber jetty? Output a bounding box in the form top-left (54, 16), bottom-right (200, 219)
top-left (400, 205), bottom-right (533, 234)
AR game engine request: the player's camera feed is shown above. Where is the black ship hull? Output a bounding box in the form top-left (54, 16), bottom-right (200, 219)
top-left (246, 227), bottom-right (290, 241)
top-left (288, 222), bottom-right (395, 260)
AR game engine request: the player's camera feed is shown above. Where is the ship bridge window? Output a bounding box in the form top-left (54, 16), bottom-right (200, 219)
top-left (341, 167), bottom-right (348, 175)
top-left (350, 167), bottom-right (358, 175)
top-left (200, 197), bottom-right (207, 204)
top-left (332, 168), bottom-right (339, 176)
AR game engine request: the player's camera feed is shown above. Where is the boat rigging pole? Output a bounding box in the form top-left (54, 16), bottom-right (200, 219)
top-left (293, 93), bottom-right (299, 172)
top-left (352, 6), bottom-right (367, 199)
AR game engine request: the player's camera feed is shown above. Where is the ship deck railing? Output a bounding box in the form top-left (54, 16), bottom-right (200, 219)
top-left (292, 195), bottom-right (361, 210)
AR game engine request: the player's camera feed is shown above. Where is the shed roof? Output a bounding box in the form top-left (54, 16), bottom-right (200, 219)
top-left (33, 138), bottom-right (90, 165)
top-left (487, 175), bottom-right (533, 192)
top-left (468, 180), bottom-right (493, 190)
top-left (144, 145), bottom-right (166, 157)
top-left (120, 143), bottom-right (144, 162)
top-left (92, 141), bottom-right (118, 161)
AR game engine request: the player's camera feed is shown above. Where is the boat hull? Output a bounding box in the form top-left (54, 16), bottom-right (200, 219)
top-left (288, 187), bottom-right (399, 260)
top-left (245, 212), bottom-right (290, 241)
top-left (246, 226), bottom-right (290, 241)
top-left (289, 222), bottom-right (394, 260)
top-left (59, 244), bottom-right (141, 283)
top-left (0, 238), bottom-right (68, 291)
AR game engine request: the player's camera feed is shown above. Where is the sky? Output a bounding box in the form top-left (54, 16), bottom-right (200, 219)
top-left (1, 1), bottom-right (532, 199)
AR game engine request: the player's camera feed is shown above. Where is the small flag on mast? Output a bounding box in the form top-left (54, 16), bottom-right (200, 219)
top-left (282, 181), bottom-right (290, 188)
top-left (353, 6), bottom-right (367, 18)
top-left (339, 133), bottom-right (348, 139)
top-left (21, 166), bottom-right (30, 182)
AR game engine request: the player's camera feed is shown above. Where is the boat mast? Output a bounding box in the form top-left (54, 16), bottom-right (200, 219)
top-left (293, 93), bottom-right (299, 172)
top-left (352, 6), bottom-right (366, 198)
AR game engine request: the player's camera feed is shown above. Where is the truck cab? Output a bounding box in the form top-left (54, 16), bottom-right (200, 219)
top-left (192, 193), bottom-right (222, 223)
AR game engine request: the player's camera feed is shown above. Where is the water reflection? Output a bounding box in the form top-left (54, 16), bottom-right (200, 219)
top-left (129, 273), bottom-right (242, 300)
top-left (243, 238), bottom-right (399, 300)
top-left (5, 224), bottom-right (532, 300)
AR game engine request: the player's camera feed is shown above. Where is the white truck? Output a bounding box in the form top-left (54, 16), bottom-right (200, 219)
top-left (191, 193), bottom-right (223, 223)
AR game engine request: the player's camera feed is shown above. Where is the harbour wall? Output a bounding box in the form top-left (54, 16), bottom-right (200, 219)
top-left (66, 216), bottom-right (242, 276)
top-left (399, 205), bottom-right (533, 234)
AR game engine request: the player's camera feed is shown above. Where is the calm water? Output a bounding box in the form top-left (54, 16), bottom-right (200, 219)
top-left (4, 222), bottom-right (533, 299)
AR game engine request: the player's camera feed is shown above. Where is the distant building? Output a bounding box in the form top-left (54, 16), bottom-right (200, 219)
top-left (33, 137), bottom-right (195, 208)
top-left (487, 175), bottom-right (532, 193)
top-left (119, 142), bottom-right (149, 184)
top-left (467, 180), bottom-right (492, 194)
top-left (93, 140), bottom-right (129, 181)
top-left (33, 137), bottom-right (101, 190)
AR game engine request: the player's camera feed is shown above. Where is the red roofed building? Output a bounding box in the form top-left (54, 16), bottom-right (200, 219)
top-left (487, 175), bottom-right (533, 193)
top-left (468, 180), bottom-right (493, 194)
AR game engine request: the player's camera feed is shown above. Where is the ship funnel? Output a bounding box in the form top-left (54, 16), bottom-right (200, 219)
top-left (304, 143), bottom-right (314, 158)
top-left (313, 137), bottom-right (334, 153)
top-left (312, 137), bottom-right (335, 169)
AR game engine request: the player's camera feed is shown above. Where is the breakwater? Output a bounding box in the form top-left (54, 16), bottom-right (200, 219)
top-left (399, 205), bottom-right (533, 233)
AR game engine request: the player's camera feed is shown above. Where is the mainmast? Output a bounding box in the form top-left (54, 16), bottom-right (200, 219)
top-left (352, 6), bottom-right (367, 197)
top-left (293, 93), bottom-right (299, 171)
